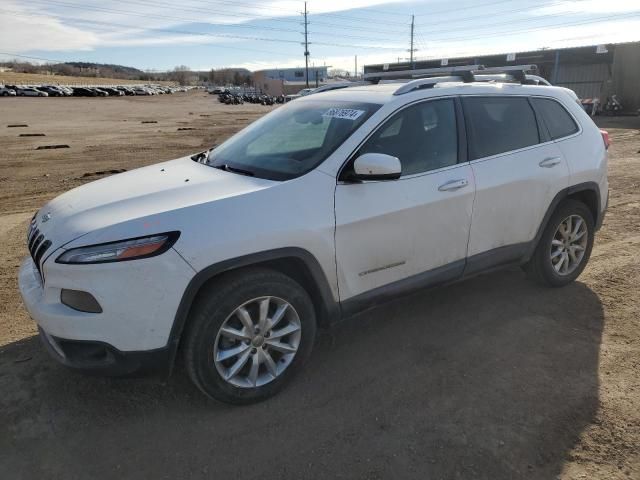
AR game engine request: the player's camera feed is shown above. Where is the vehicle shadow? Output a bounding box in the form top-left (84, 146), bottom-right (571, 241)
top-left (0, 267), bottom-right (603, 480)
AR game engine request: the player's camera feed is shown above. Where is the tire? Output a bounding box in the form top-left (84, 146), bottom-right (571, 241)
top-left (183, 268), bottom-right (317, 404)
top-left (524, 199), bottom-right (595, 287)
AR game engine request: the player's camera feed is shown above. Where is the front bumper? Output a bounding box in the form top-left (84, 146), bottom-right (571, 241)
top-left (19, 248), bottom-right (195, 362)
top-left (38, 327), bottom-right (170, 376)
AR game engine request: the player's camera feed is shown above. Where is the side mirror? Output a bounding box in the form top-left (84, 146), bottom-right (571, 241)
top-left (351, 153), bottom-right (401, 181)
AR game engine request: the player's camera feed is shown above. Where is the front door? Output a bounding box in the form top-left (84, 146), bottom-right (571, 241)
top-left (334, 98), bottom-right (475, 303)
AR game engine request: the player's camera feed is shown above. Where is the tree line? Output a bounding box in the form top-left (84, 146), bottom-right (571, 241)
top-left (0, 61), bottom-right (254, 86)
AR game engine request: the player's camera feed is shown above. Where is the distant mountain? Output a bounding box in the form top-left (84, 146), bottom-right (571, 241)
top-left (193, 67), bottom-right (251, 75)
top-left (62, 62), bottom-right (145, 76)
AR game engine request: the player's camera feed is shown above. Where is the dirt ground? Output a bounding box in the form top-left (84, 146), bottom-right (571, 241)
top-left (0, 93), bottom-right (638, 479)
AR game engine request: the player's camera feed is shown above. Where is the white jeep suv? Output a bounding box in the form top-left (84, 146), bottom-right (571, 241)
top-left (19, 73), bottom-right (608, 403)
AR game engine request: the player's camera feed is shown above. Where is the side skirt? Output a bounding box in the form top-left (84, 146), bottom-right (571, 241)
top-left (462, 242), bottom-right (531, 278)
top-left (339, 243), bottom-right (533, 320)
top-left (340, 260), bottom-right (465, 318)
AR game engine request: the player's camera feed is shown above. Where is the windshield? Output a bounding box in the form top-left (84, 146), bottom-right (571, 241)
top-left (206, 99), bottom-right (380, 180)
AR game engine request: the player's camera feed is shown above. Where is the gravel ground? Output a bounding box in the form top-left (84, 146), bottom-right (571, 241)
top-left (0, 93), bottom-right (638, 479)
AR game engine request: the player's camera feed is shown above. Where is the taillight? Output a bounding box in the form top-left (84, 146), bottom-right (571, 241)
top-left (600, 129), bottom-right (610, 150)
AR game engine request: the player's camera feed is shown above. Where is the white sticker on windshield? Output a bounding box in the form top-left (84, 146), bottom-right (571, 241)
top-left (322, 108), bottom-right (365, 121)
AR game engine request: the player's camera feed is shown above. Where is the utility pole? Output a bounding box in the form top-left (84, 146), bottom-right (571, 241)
top-left (409, 14), bottom-right (415, 69)
top-left (355, 55), bottom-right (358, 79)
top-left (303, 2), bottom-right (310, 88)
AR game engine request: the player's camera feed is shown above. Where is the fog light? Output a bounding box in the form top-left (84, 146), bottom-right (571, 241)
top-left (60, 289), bottom-right (102, 313)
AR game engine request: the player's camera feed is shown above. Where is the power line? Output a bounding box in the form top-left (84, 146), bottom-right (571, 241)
top-left (110, 0), bottom-right (409, 36)
top-left (414, 0), bottom-right (518, 16)
top-left (23, 0), bottom-right (408, 44)
top-left (21, 0), bottom-right (598, 47)
top-left (0, 52), bottom-right (72, 63)
top-left (312, 11), bottom-right (410, 27)
top-left (421, 12), bottom-right (640, 43)
top-left (5, 9), bottom-right (406, 51)
top-left (415, 3), bottom-right (637, 33)
top-left (414, 0), bottom-right (568, 28)
top-left (109, 0), bottom-right (406, 34)
top-left (340, 0), bottom-right (515, 18)
top-left (7, 0), bottom-right (634, 69)
top-left (27, 0), bottom-right (302, 34)
top-left (417, 32), bottom-right (640, 61)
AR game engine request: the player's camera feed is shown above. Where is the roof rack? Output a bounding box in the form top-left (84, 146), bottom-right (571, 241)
top-left (377, 64), bottom-right (546, 95)
top-left (363, 64), bottom-right (483, 82)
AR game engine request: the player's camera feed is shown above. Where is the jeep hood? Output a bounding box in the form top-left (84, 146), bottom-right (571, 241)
top-left (34, 156), bottom-right (276, 248)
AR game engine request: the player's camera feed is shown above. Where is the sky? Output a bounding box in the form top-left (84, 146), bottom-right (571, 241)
top-left (0, 0), bottom-right (639, 73)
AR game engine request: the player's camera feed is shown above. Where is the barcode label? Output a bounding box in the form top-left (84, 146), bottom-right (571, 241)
top-left (322, 108), bottom-right (365, 121)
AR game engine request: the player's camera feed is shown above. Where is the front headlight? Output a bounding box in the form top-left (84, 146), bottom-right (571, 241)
top-left (56, 232), bottom-right (180, 264)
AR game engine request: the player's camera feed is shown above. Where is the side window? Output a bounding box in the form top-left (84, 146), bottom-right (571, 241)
top-left (531, 97), bottom-right (579, 140)
top-left (463, 97), bottom-right (540, 160)
top-left (358, 98), bottom-right (458, 176)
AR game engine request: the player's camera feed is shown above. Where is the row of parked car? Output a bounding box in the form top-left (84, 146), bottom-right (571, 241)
top-left (216, 91), bottom-right (289, 106)
top-left (0, 84), bottom-right (191, 97)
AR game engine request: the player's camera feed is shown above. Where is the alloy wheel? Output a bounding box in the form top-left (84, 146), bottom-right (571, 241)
top-left (550, 214), bottom-right (588, 276)
top-left (213, 296), bottom-right (302, 388)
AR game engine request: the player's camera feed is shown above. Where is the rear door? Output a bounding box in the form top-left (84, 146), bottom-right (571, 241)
top-left (462, 95), bottom-right (570, 270)
top-left (334, 97), bottom-right (475, 302)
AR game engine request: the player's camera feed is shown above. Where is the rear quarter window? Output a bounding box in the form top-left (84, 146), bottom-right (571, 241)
top-left (531, 97), bottom-right (579, 140)
top-left (462, 96), bottom-right (540, 160)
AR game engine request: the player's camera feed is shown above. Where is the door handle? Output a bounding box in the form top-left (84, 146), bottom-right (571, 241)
top-left (438, 179), bottom-right (469, 192)
top-left (539, 157), bottom-right (562, 168)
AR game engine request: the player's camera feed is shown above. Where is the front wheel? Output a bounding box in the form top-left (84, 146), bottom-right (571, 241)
top-left (524, 199), bottom-right (595, 287)
top-left (183, 268), bottom-right (316, 404)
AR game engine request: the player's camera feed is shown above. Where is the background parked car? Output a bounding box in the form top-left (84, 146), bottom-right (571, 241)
top-left (3, 83), bottom-right (184, 99)
top-left (0, 86), bottom-right (17, 96)
top-left (89, 87), bottom-right (109, 97)
top-left (115, 86), bottom-right (135, 96)
top-left (15, 87), bottom-right (48, 97)
top-left (72, 87), bottom-right (98, 97)
top-left (37, 86), bottom-right (66, 97)
top-left (58, 86), bottom-right (74, 96)
top-left (133, 87), bottom-right (153, 95)
top-left (101, 87), bottom-right (125, 96)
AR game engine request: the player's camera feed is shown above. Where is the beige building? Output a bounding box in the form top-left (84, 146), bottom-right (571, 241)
top-left (254, 67), bottom-right (329, 96)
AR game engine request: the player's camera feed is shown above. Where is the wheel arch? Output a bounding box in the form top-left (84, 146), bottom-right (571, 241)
top-left (165, 248), bottom-right (340, 373)
top-left (566, 185), bottom-right (600, 229)
top-left (526, 182), bottom-right (601, 261)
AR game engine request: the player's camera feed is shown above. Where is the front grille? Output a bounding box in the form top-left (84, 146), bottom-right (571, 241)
top-left (27, 220), bottom-right (51, 279)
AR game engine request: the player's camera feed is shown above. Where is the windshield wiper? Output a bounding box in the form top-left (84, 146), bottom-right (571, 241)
top-left (213, 164), bottom-right (255, 177)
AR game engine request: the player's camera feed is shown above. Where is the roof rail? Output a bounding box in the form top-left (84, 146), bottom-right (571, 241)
top-left (363, 64), bottom-right (484, 82)
top-left (311, 81), bottom-right (368, 94)
top-left (390, 64), bottom-right (544, 95)
top-left (393, 76), bottom-right (473, 95)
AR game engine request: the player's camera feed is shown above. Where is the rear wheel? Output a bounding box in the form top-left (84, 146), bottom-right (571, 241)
top-left (183, 268), bottom-right (316, 404)
top-left (524, 199), bottom-right (594, 287)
